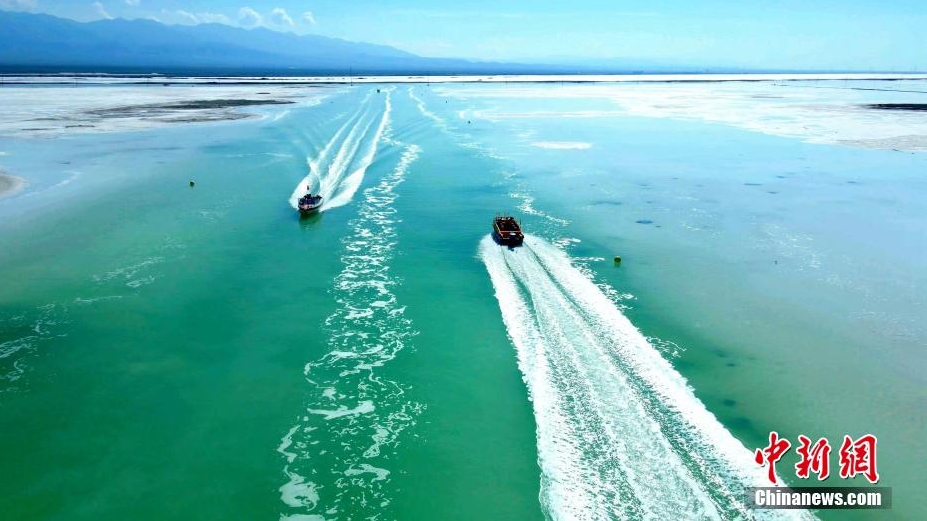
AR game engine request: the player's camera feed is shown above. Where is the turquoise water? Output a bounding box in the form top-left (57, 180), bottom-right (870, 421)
top-left (1, 81), bottom-right (924, 520)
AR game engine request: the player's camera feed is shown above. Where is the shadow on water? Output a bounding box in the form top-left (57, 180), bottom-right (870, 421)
top-left (297, 210), bottom-right (323, 230)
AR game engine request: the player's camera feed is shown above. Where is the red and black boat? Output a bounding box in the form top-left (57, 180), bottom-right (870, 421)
top-left (492, 214), bottom-right (524, 246)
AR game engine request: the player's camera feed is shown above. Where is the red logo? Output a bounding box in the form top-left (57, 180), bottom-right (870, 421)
top-left (839, 434), bottom-right (880, 483)
top-left (754, 431), bottom-right (791, 485)
top-left (795, 435), bottom-right (831, 481)
top-left (755, 433), bottom-right (879, 484)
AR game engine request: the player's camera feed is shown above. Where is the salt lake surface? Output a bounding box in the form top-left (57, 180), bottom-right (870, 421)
top-left (1, 76), bottom-right (925, 520)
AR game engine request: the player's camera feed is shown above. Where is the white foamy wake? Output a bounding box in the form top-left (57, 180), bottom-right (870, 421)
top-left (0, 303), bottom-right (71, 392)
top-left (279, 135), bottom-right (422, 520)
top-left (510, 190), bottom-right (570, 226)
top-left (324, 94), bottom-right (392, 210)
top-left (272, 109), bottom-right (292, 122)
top-left (288, 97), bottom-right (370, 209)
top-left (480, 235), bottom-right (815, 521)
top-left (289, 90), bottom-right (392, 212)
top-left (408, 87), bottom-right (447, 130)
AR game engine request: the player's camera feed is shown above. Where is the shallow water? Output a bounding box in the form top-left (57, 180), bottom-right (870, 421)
top-left (1, 79), bottom-right (924, 520)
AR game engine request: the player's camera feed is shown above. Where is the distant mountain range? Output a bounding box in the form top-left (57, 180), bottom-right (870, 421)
top-left (0, 10), bottom-right (626, 75)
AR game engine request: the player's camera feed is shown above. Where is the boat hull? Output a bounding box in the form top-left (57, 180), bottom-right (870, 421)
top-left (298, 204), bottom-right (322, 215)
top-left (298, 194), bottom-right (323, 215)
top-left (492, 230), bottom-right (524, 246)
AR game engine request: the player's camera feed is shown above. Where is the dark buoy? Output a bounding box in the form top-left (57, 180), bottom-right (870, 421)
top-left (189, 180), bottom-right (195, 187)
top-left (614, 255), bottom-right (622, 266)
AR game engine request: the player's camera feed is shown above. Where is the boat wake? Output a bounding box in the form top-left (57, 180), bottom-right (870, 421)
top-left (289, 89), bottom-right (392, 212)
top-left (0, 303), bottom-right (68, 393)
top-left (408, 87), bottom-right (447, 131)
top-left (279, 130), bottom-right (422, 519)
top-left (479, 235), bottom-right (815, 521)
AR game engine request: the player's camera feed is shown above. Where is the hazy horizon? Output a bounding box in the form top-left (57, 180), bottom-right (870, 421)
top-left (1, 0), bottom-right (925, 71)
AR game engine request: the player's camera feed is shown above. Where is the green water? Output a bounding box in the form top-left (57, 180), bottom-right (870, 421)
top-left (1, 82), bottom-right (925, 520)
top-left (445, 88), bottom-right (926, 520)
top-left (0, 87), bottom-right (543, 520)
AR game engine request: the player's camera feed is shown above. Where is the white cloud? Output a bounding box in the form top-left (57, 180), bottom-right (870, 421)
top-left (302, 11), bottom-right (316, 25)
top-left (160, 9), bottom-right (230, 26)
top-left (125, 0), bottom-right (139, 6)
top-left (92, 1), bottom-right (112, 20)
top-left (196, 12), bottom-right (230, 24)
top-left (175, 9), bottom-right (198, 24)
top-left (238, 6), bottom-right (262, 27)
top-left (0, 0), bottom-right (38, 11)
top-left (270, 7), bottom-right (293, 27)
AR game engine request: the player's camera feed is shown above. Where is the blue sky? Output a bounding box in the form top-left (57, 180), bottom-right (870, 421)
top-left (2, 0), bottom-right (926, 70)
